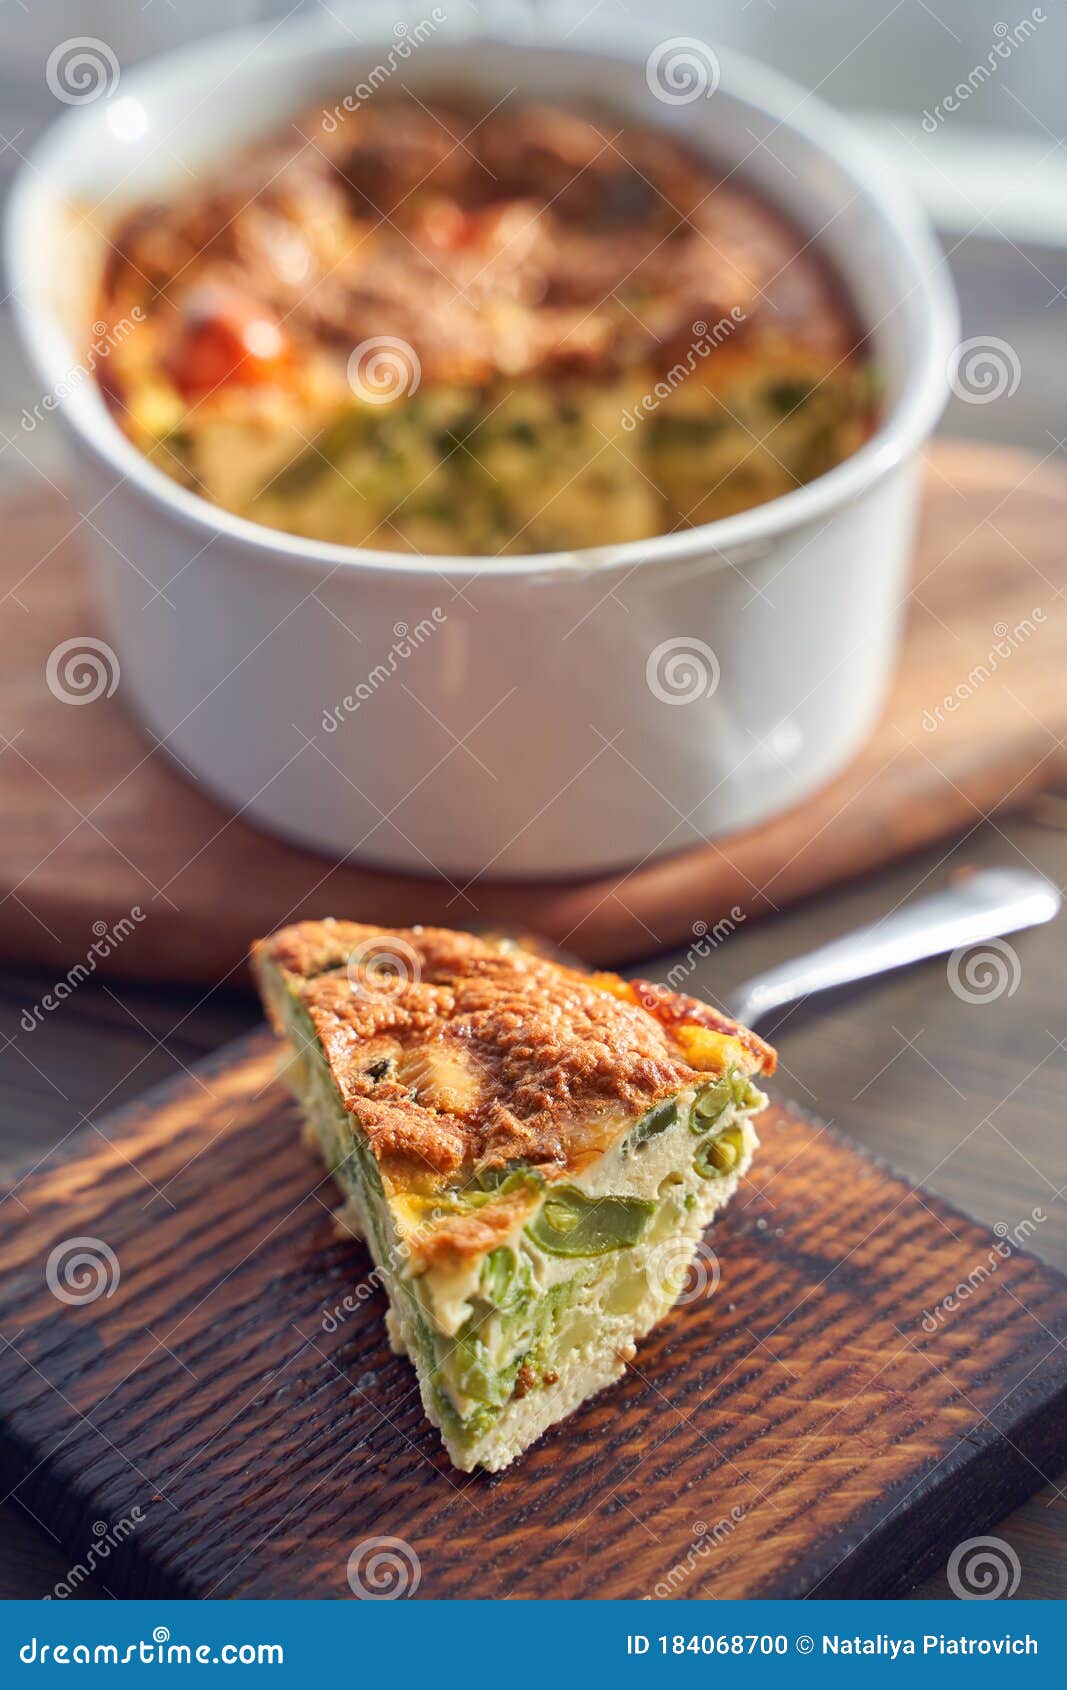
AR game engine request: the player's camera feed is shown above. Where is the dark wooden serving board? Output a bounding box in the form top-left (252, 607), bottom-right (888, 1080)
top-left (0, 1030), bottom-right (1063, 1600)
top-left (2, 440), bottom-right (1067, 985)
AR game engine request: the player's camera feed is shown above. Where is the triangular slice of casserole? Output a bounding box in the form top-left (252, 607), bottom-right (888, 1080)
top-left (252, 921), bottom-right (776, 1472)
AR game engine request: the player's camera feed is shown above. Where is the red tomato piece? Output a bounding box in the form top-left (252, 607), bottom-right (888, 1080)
top-left (168, 285), bottom-right (290, 398)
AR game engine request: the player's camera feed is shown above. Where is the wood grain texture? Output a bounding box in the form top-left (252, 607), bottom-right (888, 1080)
top-left (1, 440), bottom-right (1066, 986)
top-left (0, 1030), bottom-right (1063, 1600)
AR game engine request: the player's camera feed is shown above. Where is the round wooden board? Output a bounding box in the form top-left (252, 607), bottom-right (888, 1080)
top-left (1, 439), bottom-right (1065, 985)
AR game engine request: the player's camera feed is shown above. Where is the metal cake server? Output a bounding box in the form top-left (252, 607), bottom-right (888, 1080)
top-left (722, 867), bottom-right (1060, 1030)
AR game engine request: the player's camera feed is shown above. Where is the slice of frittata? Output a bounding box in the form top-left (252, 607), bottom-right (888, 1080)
top-left (252, 921), bottom-right (775, 1472)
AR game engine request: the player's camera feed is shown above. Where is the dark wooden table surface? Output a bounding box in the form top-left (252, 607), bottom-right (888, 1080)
top-left (1, 231), bottom-right (1065, 1600)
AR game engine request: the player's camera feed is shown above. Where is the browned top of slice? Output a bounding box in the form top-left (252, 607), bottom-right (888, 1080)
top-left (253, 920), bottom-right (775, 1199)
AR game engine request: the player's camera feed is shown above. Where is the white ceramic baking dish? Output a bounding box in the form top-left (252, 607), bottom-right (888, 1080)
top-left (6, 9), bottom-right (958, 880)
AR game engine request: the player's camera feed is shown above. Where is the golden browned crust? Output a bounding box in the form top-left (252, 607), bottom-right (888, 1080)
top-left (100, 97), bottom-right (864, 390)
top-left (628, 978), bottom-right (776, 1073)
top-left (252, 920), bottom-right (775, 1208)
top-left (396, 1179), bottom-right (544, 1272)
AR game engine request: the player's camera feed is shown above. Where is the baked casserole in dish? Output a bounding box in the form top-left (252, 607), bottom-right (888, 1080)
top-left (96, 97), bottom-right (875, 556)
